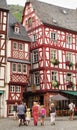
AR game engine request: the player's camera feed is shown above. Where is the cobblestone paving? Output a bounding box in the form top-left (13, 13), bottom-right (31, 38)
top-left (0, 116), bottom-right (77, 130)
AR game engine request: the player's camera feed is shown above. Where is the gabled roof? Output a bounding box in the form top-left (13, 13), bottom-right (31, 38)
top-left (0, 0), bottom-right (9, 11)
top-left (26, 0), bottom-right (77, 32)
top-left (8, 13), bottom-right (31, 42)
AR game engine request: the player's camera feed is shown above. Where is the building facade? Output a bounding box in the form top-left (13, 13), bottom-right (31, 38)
top-left (1, 0), bottom-right (77, 117)
top-left (22, 0), bottom-right (77, 115)
top-left (0, 1), bottom-right (31, 117)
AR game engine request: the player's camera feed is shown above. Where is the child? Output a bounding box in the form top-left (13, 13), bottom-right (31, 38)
top-left (40, 105), bottom-right (46, 126)
top-left (25, 108), bottom-right (31, 126)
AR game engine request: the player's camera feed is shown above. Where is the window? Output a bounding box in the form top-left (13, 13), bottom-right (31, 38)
top-left (76, 54), bottom-right (77, 62)
top-left (13, 42), bottom-right (18, 50)
top-left (33, 50), bottom-right (38, 63)
top-left (50, 49), bottom-right (57, 59)
top-left (16, 86), bottom-right (21, 93)
top-left (19, 43), bottom-right (23, 50)
top-left (34, 72), bottom-right (40, 85)
top-left (10, 85), bottom-right (15, 92)
top-left (23, 64), bottom-right (26, 73)
top-left (66, 52), bottom-right (72, 61)
top-left (12, 63), bottom-right (17, 72)
top-left (31, 34), bottom-right (37, 42)
top-left (18, 63), bottom-right (22, 72)
top-left (28, 17), bottom-right (32, 27)
top-left (66, 35), bottom-right (72, 44)
top-left (66, 73), bottom-right (72, 81)
top-left (52, 71), bottom-right (58, 80)
top-left (15, 27), bottom-right (20, 33)
top-left (50, 32), bottom-right (57, 41)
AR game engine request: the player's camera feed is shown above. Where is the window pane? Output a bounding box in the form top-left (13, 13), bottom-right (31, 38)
top-left (33, 50), bottom-right (38, 63)
top-left (16, 86), bottom-right (21, 93)
top-left (18, 64), bottom-right (21, 72)
top-left (19, 43), bottom-right (23, 50)
top-left (12, 63), bottom-right (16, 72)
top-left (13, 42), bottom-right (18, 50)
top-left (23, 64), bottom-right (26, 73)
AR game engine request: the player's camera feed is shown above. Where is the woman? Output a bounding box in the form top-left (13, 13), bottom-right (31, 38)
top-left (49, 103), bottom-right (56, 125)
top-left (32, 102), bottom-right (39, 126)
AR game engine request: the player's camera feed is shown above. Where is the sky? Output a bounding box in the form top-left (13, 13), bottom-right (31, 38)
top-left (6, 0), bottom-right (77, 9)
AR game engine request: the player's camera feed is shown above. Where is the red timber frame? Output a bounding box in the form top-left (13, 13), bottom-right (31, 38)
top-left (22, 1), bottom-right (77, 116)
top-left (0, 9), bottom-right (8, 86)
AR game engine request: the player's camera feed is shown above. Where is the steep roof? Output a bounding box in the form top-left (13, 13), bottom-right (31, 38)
top-left (0, 0), bottom-right (9, 11)
top-left (8, 13), bottom-right (31, 42)
top-left (26, 0), bottom-right (77, 32)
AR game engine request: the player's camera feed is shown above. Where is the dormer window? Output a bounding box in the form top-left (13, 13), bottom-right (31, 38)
top-left (28, 17), bottom-right (32, 27)
top-left (14, 23), bottom-right (20, 34)
top-left (15, 26), bottom-right (20, 33)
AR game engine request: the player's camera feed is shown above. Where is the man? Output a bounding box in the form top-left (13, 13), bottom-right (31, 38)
top-left (17, 101), bottom-right (25, 126)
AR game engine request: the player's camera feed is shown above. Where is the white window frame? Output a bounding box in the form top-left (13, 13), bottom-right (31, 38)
top-left (76, 54), bottom-right (77, 62)
top-left (66, 52), bottom-right (72, 62)
top-left (22, 64), bottom-right (26, 73)
top-left (13, 42), bottom-right (18, 50)
top-left (34, 72), bottom-right (40, 85)
top-left (18, 63), bottom-right (22, 73)
top-left (12, 63), bottom-right (17, 72)
top-left (15, 26), bottom-right (20, 33)
top-left (50, 49), bottom-right (57, 59)
top-left (33, 50), bottom-right (38, 63)
top-left (66, 35), bottom-right (72, 44)
top-left (10, 85), bottom-right (15, 93)
top-left (50, 32), bottom-right (57, 41)
top-left (51, 71), bottom-right (58, 81)
top-left (16, 86), bottom-right (21, 93)
top-left (19, 43), bottom-right (23, 50)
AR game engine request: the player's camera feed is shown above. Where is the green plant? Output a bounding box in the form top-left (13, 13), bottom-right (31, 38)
top-left (66, 61), bottom-right (73, 67)
top-left (51, 58), bottom-right (59, 65)
top-left (51, 80), bottom-right (60, 88)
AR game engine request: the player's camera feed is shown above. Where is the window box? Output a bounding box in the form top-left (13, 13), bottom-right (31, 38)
top-left (66, 81), bottom-right (74, 88)
top-left (51, 80), bottom-right (60, 88)
top-left (66, 61), bottom-right (73, 67)
top-left (51, 58), bottom-right (59, 65)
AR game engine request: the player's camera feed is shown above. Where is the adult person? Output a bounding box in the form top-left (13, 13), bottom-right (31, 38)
top-left (13, 102), bottom-right (18, 120)
top-left (49, 103), bottom-right (56, 125)
top-left (17, 101), bottom-right (25, 126)
top-left (32, 101), bottom-right (40, 126)
top-left (69, 102), bottom-right (75, 120)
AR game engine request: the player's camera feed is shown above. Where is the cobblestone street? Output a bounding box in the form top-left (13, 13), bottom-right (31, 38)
top-left (0, 116), bottom-right (77, 130)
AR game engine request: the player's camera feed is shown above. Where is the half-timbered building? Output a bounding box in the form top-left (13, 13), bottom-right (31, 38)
top-left (22, 0), bottom-right (77, 115)
top-left (0, 0), bottom-right (9, 117)
top-left (0, 0), bottom-right (31, 117)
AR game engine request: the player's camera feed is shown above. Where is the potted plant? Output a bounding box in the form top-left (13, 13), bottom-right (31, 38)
top-left (66, 61), bottom-right (73, 67)
top-left (51, 80), bottom-right (60, 88)
top-left (51, 58), bottom-right (59, 65)
top-left (66, 81), bottom-right (74, 88)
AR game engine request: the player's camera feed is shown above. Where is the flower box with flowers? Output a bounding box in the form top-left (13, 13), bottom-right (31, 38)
top-left (51, 58), bottom-right (59, 65)
top-left (66, 81), bottom-right (74, 88)
top-left (51, 80), bottom-right (60, 88)
top-left (66, 61), bottom-right (73, 67)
